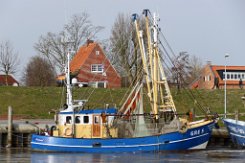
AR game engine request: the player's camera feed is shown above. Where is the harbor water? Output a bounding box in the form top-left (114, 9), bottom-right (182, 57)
top-left (0, 148), bottom-right (245, 163)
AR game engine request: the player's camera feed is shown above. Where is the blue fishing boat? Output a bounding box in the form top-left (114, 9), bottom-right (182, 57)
top-left (223, 119), bottom-right (245, 148)
top-left (31, 10), bottom-right (216, 153)
top-left (32, 120), bottom-right (214, 152)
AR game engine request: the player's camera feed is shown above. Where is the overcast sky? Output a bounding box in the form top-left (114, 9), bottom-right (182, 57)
top-left (1, 0), bottom-right (245, 80)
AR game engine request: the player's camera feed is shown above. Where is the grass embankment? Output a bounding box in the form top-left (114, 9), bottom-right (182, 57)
top-left (0, 86), bottom-right (245, 119)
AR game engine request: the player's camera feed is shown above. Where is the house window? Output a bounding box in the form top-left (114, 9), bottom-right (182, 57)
top-left (227, 74), bottom-right (230, 79)
top-left (96, 51), bottom-right (100, 55)
top-left (224, 72), bottom-right (245, 80)
top-left (91, 64), bottom-right (104, 73)
top-left (89, 81), bottom-right (107, 88)
top-left (89, 82), bottom-right (97, 88)
top-left (204, 75), bottom-right (211, 82)
top-left (98, 82), bottom-right (106, 88)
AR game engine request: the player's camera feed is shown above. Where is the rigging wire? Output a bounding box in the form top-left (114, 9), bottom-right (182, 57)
top-left (159, 40), bottom-right (212, 114)
top-left (145, 12), bottom-right (212, 115)
top-left (158, 46), bottom-right (207, 114)
top-left (158, 37), bottom-right (208, 114)
top-left (70, 20), bottom-right (141, 109)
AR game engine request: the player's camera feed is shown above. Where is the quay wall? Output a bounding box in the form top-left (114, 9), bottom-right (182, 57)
top-left (0, 120), bottom-right (55, 147)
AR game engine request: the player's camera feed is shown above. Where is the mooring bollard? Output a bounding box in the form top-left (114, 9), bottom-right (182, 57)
top-left (7, 106), bottom-right (13, 148)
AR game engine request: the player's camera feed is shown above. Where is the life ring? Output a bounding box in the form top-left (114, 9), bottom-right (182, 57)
top-left (64, 127), bottom-right (72, 136)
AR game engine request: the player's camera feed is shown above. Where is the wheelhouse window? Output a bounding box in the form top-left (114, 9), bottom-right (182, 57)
top-left (94, 116), bottom-right (100, 124)
top-left (75, 116), bottom-right (81, 124)
top-left (83, 116), bottom-right (89, 124)
top-left (66, 116), bottom-right (72, 124)
top-left (91, 64), bottom-right (104, 73)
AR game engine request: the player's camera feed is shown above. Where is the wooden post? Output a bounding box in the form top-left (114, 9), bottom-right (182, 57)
top-left (0, 133), bottom-right (2, 147)
top-left (7, 106), bottom-right (13, 148)
top-left (235, 109), bottom-right (239, 120)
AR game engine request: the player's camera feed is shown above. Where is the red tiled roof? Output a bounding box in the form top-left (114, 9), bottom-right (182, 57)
top-left (211, 65), bottom-right (245, 71)
top-left (0, 75), bottom-right (19, 85)
top-left (70, 42), bottom-right (97, 72)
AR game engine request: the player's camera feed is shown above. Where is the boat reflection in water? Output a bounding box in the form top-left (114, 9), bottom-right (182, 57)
top-left (30, 149), bottom-right (245, 163)
top-left (0, 148), bottom-right (245, 162)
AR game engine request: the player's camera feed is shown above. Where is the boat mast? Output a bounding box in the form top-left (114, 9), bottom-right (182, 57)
top-left (65, 47), bottom-right (76, 137)
top-left (143, 9), bottom-right (154, 111)
top-left (132, 13), bottom-right (154, 113)
top-left (134, 10), bottom-right (177, 122)
top-left (66, 49), bottom-right (73, 108)
top-left (152, 13), bottom-right (160, 120)
top-left (151, 12), bottom-right (176, 113)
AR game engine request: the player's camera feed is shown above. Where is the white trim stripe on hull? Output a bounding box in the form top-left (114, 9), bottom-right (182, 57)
top-left (32, 133), bottom-right (209, 149)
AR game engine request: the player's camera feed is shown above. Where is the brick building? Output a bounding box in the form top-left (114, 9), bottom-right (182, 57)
top-left (190, 63), bottom-right (245, 89)
top-left (67, 41), bottom-right (121, 88)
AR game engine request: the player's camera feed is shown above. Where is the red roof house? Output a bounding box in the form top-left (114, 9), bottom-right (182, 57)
top-left (189, 63), bottom-right (245, 89)
top-left (68, 41), bottom-right (121, 88)
top-left (0, 74), bottom-right (19, 86)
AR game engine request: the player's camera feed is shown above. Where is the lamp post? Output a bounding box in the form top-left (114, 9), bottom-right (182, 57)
top-left (224, 53), bottom-right (229, 118)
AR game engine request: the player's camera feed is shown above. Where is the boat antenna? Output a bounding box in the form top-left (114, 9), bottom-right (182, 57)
top-left (61, 35), bottom-right (75, 111)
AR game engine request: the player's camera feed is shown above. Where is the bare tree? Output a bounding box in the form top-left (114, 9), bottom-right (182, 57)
top-left (23, 56), bottom-right (56, 87)
top-left (109, 13), bottom-right (141, 85)
top-left (172, 52), bottom-right (191, 90)
top-left (171, 52), bottom-right (203, 89)
top-left (186, 55), bottom-right (203, 84)
top-left (0, 41), bottom-right (19, 85)
top-left (34, 12), bottom-right (103, 72)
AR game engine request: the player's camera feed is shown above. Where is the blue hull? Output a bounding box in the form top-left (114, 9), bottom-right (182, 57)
top-left (223, 118), bottom-right (245, 148)
top-left (31, 120), bottom-right (215, 153)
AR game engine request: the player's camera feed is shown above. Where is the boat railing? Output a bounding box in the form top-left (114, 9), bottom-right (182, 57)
top-left (195, 111), bottom-right (245, 121)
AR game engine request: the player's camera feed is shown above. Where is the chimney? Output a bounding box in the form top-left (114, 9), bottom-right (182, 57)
top-left (206, 61), bottom-right (212, 65)
top-left (87, 39), bottom-right (94, 46)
